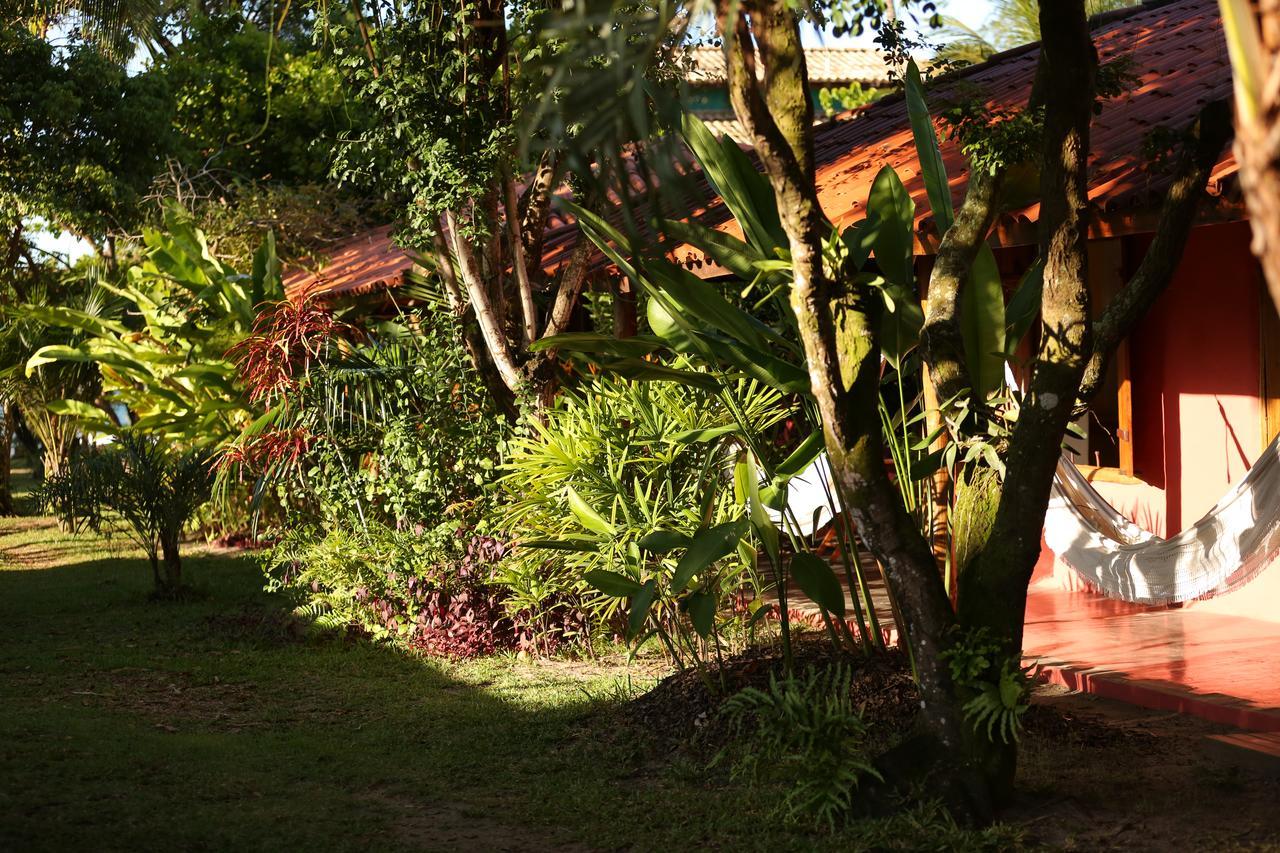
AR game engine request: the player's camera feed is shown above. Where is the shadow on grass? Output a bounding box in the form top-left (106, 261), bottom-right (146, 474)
top-left (0, 523), bottom-right (1024, 853)
top-left (0, 548), bottom-right (637, 852)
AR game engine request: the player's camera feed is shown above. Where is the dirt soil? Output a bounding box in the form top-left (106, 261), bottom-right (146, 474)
top-left (622, 637), bottom-right (1280, 851)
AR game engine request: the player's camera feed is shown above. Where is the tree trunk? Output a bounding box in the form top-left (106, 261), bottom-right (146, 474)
top-left (0, 405), bottom-right (14, 516)
top-left (1226, 0), bottom-right (1280, 314)
top-left (159, 534), bottom-right (183, 594)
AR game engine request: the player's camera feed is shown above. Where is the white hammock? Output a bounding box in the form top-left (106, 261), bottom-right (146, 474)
top-left (1044, 430), bottom-right (1280, 604)
top-left (778, 433), bottom-right (1280, 605)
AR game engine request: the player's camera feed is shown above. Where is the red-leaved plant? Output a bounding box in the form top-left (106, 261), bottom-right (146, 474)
top-left (229, 295), bottom-right (357, 405)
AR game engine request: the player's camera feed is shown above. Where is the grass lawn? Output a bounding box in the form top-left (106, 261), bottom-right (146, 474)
top-left (0, 472), bottom-right (1015, 852)
top-left (4, 468), bottom-right (1278, 852)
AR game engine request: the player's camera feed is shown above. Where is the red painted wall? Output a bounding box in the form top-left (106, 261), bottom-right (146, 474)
top-left (1128, 221), bottom-right (1263, 533)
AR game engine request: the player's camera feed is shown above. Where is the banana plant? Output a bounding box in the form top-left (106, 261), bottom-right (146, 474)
top-left (22, 210), bottom-right (282, 448)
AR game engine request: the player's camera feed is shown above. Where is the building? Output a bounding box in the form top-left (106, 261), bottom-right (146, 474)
top-left (682, 45), bottom-right (891, 142)
top-left (288, 0), bottom-right (1280, 738)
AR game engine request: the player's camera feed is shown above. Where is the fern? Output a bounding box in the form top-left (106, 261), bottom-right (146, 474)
top-left (719, 666), bottom-right (882, 831)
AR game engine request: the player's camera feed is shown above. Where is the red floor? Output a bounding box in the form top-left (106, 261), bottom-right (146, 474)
top-left (1023, 572), bottom-right (1280, 731)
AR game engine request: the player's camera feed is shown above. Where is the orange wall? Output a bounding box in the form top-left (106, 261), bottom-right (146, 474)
top-left (1129, 221), bottom-right (1264, 533)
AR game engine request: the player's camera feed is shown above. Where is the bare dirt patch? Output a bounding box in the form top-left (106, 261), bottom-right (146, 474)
top-left (1011, 685), bottom-right (1280, 850)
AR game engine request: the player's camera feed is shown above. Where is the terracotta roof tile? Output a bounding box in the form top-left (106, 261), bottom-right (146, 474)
top-left (291, 0), bottom-right (1240, 298)
top-left (685, 46), bottom-right (892, 86)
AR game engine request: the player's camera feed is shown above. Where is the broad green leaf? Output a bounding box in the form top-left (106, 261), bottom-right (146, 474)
top-left (777, 430), bottom-right (824, 478)
top-left (694, 334), bottom-right (810, 393)
top-left (865, 166), bottom-right (915, 287)
top-left (880, 281), bottom-right (926, 369)
top-left (759, 479), bottom-right (789, 511)
top-left (585, 569), bottom-right (644, 597)
top-left (961, 245), bottom-right (1007, 399)
top-left (671, 518), bottom-right (750, 592)
top-left (743, 453), bottom-right (780, 565)
top-left (46, 400), bottom-right (116, 431)
top-left (646, 298), bottom-right (698, 353)
top-left (905, 59), bottom-right (954, 232)
top-left (628, 579), bottom-right (658, 638)
top-left (660, 218), bottom-right (765, 281)
top-left (685, 591), bottom-right (716, 638)
top-left (680, 112), bottom-right (785, 252)
top-left (790, 552), bottom-right (846, 618)
top-left (648, 258), bottom-right (784, 353)
top-left (566, 485), bottom-right (616, 536)
top-left (531, 333), bottom-right (663, 359)
top-left (671, 425), bottom-right (739, 444)
top-left (637, 529), bottom-right (692, 554)
top-left (1003, 256), bottom-right (1044, 357)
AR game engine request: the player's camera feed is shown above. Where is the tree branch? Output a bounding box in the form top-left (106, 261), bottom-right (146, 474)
top-left (959, 0), bottom-right (1096, 652)
top-left (1077, 99), bottom-right (1233, 403)
top-left (520, 151), bottom-right (557, 264)
top-left (542, 238), bottom-right (590, 339)
top-left (719, 0), bottom-right (961, 758)
top-left (503, 168), bottom-right (539, 345)
top-left (921, 167), bottom-right (1005, 402)
top-left (442, 211), bottom-right (525, 394)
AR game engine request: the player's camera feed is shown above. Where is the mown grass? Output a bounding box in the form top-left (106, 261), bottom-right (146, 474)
top-left (0, 469), bottom-right (1018, 852)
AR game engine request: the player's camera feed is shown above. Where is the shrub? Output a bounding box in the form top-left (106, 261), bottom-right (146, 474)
top-left (496, 369), bottom-right (787, 653)
top-left (263, 520), bottom-right (530, 658)
top-left (242, 304), bottom-right (518, 655)
top-left (39, 431), bottom-right (213, 595)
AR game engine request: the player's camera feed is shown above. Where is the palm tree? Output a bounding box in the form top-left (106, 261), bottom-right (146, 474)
top-left (935, 0), bottom-right (1137, 65)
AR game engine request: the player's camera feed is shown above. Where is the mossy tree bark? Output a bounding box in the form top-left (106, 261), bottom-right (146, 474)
top-left (718, 0), bottom-right (1232, 815)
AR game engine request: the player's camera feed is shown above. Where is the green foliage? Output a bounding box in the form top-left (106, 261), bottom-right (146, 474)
top-left (940, 627), bottom-right (1033, 744)
top-left (717, 665), bottom-right (883, 831)
top-left (0, 267), bottom-right (112, 475)
top-left (497, 368), bottom-right (785, 651)
top-left (817, 81), bottom-right (882, 117)
top-left (0, 24), bottom-right (175, 239)
top-left (326, 0), bottom-right (533, 245)
top-left (24, 211), bottom-right (281, 446)
top-left (157, 14), bottom-right (370, 187)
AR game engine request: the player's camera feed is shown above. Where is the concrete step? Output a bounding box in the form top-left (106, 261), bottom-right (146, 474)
top-left (1205, 732), bottom-right (1280, 777)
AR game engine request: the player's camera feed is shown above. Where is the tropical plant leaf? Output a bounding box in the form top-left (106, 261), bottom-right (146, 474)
top-left (638, 529), bottom-right (692, 553)
top-left (531, 332), bottom-right (664, 358)
top-left (905, 59), bottom-right (955, 232)
top-left (671, 518), bottom-right (750, 592)
top-left (680, 112), bottom-right (785, 252)
top-left (790, 551), bottom-right (846, 618)
top-left (776, 430), bottom-right (825, 478)
top-left (961, 245), bottom-right (1007, 400)
top-left (628, 578), bottom-right (658, 638)
top-left (864, 166), bottom-right (916, 287)
top-left (1003, 256), bottom-right (1044, 357)
top-left (685, 590), bottom-right (716, 638)
top-left (585, 569), bottom-right (644, 596)
top-left (879, 281), bottom-right (926, 369)
top-left (566, 485), bottom-right (616, 536)
top-left (660, 218), bottom-right (765, 281)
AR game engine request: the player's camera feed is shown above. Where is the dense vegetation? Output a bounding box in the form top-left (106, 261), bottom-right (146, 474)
top-left (5, 0), bottom-right (1276, 843)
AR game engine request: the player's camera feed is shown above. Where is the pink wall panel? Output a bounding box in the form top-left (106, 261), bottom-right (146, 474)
top-left (1129, 221), bottom-right (1263, 533)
